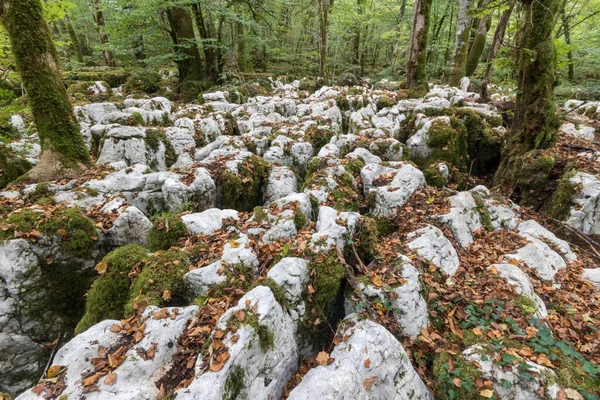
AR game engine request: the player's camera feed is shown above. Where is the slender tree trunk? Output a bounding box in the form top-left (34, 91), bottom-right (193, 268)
top-left (465, 3), bottom-right (492, 76)
top-left (494, 0), bottom-right (561, 187)
top-left (191, 2), bottom-right (218, 82)
top-left (236, 22), bottom-right (246, 72)
top-left (561, 5), bottom-right (574, 81)
top-left (166, 6), bottom-right (204, 82)
top-left (390, 0), bottom-right (408, 74)
top-left (64, 14), bottom-right (83, 63)
top-left (0, 0), bottom-right (89, 181)
top-left (318, 0), bottom-right (331, 79)
top-left (406, 0), bottom-right (432, 97)
top-left (481, 0), bottom-right (516, 99)
top-left (352, 0), bottom-right (365, 70)
top-left (89, 0), bottom-right (113, 67)
top-left (449, 0), bottom-right (473, 86)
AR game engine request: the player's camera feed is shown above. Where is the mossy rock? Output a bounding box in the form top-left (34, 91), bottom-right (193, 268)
top-left (423, 118), bottom-right (469, 172)
top-left (145, 128), bottom-right (177, 168)
top-left (0, 144), bottom-right (32, 190)
top-left (124, 250), bottom-right (190, 316)
top-left (514, 152), bottom-right (556, 207)
top-left (376, 95), bottom-right (396, 111)
top-left (64, 69), bottom-right (130, 88)
top-left (423, 164), bottom-right (448, 188)
top-left (219, 156), bottom-right (270, 212)
top-left (0, 208), bottom-right (44, 241)
top-left (305, 125), bottom-right (335, 154)
top-left (75, 244), bottom-right (149, 334)
top-left (67, 80), bottom-right (112, 100)
top-left (146, 213), bottom-right (188, 252)
top-left (336, 72), bottom-right (359, 87)
top-left (123, 71), bottom-right (162, 94)
top-left (40, 207), bottom-right (98, 258)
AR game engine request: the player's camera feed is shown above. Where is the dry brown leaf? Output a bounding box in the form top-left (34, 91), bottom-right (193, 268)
top-left (363, 376), bottom-right (377, 390)
top-left (95, 261), bottom-right (108, 275)
top-left (316, 351), bottom-right (329, 366)
top-left (104, 372), bottom-right (117, 386)
top-left (480, 389), bottom-right (494, 398)
top-left (162, 290), bottom-right (172, 301)
top-left (364, 359), bottom-right (371, 368)
top-left (453, 378), bottom-right (462, 387)
top-left (46, 365), bottom-right (66, 379)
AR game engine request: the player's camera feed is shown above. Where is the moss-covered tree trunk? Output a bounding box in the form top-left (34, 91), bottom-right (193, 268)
top-left (166, 6), bottom-right (204, 82)
top-left (0, 0), bottom-right (90, 182)
top-left (318, 0), bottom-right (331, 80)
top-left (89, 0), bottom-right (113, 67)
top-left (191, 1), bottom-right (218, 83)
top-left (64, 13), bottom-right (83, 63)
top-left (465, 7), bottom-right (491, 77)
top-left (561, 5), bottom-right (574, 81)
top-left (449, 0), bottom-right (473, 87)
top-left (494, 0), bottom-right (561, 197)
top-left (405, 0), bottom-right (432, 97)
top-left (481, 0), bottom-right (516, 99)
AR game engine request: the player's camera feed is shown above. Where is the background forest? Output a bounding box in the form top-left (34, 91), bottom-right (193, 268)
top-left (1, 0), bottom-right (599, 107)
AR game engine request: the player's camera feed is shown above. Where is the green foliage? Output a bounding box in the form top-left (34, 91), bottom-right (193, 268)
top-left (75, 244), bottom-right (148, 334)
top-left (123, 71), bottom-right (162, 94)
top-left (433, 352), bottom-right (483, 400)
top-left (146, 212), bottom-right (188, 252)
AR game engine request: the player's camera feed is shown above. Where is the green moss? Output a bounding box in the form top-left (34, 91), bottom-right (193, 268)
top-left (0, 144), bottom-right (32, 189)
top-left (0, 208), bottom-right (44, 241)
top-left (75, 244), bottom-right (148, 334)
top-left (219, 156), bottom-right (270, 212)
top-left (131, 112), bottom-right (145, 126)
top-left (209, 263), bottom-right (255, 298)
top-left (336, 95), bottom-right (350, 112)
top-left (299, 253), bottom-right (345, 345)
top-left (554, 357), bottom-right (600, 394)
top-left (40, 207), bottom-right (97, 258)
top-left (293, 206), bottom-right (307, 231)
top-left (145, 128), bottom-right (176, 167)
top-left (25, 183), bottom-right (53, 203)
top-left (374, 217), bottom-right (397, 237)
top-left (223, 365), bottom-right (245, 400)
top-left (356, 217), bottom-right (378, 264)
top-left (423, 118), bottom-right (469, 172)
top-left (123, 71), bottom-right (162, 94)
top-left (423, 165), bottom-right (447, 188)
top-left (146, 213), bottom-right (188, 252)
top-left (472, 194), bottom-right (494, 232)
top-left (376, 95), bottom-right (396, 111)
top-left (465, 33), bottom-right (486, 77)
top-left (516, 153), bottom-right (556, 207)
top-left (550, 171), bottom-right (579, 220)
top-left (455, 108), bottom-right (502, 175)
top-left (433, 352), bottom-right (483, 400)
top-left (124, 250), bottom-right (190, 316)
top-left (252, 206), bottom-right (268, 223)
top-left (343, 158), bottom-right (365, 176)
top-left (228, 310), bottom-right (275, 351)
top-left (305, 125), bottom-right (335, 153)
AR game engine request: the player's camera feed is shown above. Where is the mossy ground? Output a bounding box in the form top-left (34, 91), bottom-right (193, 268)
top-left (146, 213), bottom-right (188, 252)
top-left (0, 144), bottom-right (32, 190)
top-left (75, 244), bottom-right (149, 334)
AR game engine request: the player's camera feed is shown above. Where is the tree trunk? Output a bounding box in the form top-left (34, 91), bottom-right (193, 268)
top-left (89, 0), bottom-right (113, 67)
top-left (481, 0), bottom-right (516, 99)
top-left (406, 0), bottom-right (432, 97)
top-left (465, 5), bottom-right (492, 76)
top-left (561, 5), bottom-right (574, 81)
top-left (236, 22), bottom-right (246, 72)
top-left (494, 0), bottom-right (561, 188)
top-left (318, 0), bottom-right (331, 80)
top-left (449, 0), bottom-right (473, 86)
top-left (352, 0), bottom-right (365, 70)
top-left (390, 0), bottom-right (407, 74)
top-left (191, 2), bottom-right (218, 82)
top-left (167, 6), bottom-right (204, 82)
top-left (0, 0), bottom-right (89, 181)
top-left (64, 14), bottom-right (83, 63)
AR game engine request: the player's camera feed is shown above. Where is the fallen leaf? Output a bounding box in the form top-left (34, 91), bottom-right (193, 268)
top-left (46, 365), bottom-right (66, 379)
top-left (564, 388), bottom-right (584, 400)
top-left (162, 290), bottom-right (172, 301)
top-left (364, 359), bottom-right (371, 368)
top-left (363, 376), bottom-right (378, 390)
top-left (95, 261), bottom-right (108, 275)
top-left (453, 378), bottom-right (462, 387)
top-left (307, 285), bottom-right (315, 294)
top-left (316, 351), bottom-right (329, 366)
top-left (472, 327), bottom-right (483, 336)
top-left (480, 389), bottom-right (494, 398)
top-left (104, 372), bottom-right (117, 386)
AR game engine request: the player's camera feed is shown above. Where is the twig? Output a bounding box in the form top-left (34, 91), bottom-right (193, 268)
top-left (350, 244), bottom-right (368, 274)
top-left (41, 334), bottom-right (64, 381)
top-left (336, 247), bottom-right (379, 322)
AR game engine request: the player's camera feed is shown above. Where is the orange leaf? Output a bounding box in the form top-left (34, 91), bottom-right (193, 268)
top-left (363, 376), bottom-right (378, 390)
top-left (364, 359), bottom-right (371, 368)
top-left (316, 351), bottom-right (329, 366)
top-left (104, 372), bottom-right (117, 386)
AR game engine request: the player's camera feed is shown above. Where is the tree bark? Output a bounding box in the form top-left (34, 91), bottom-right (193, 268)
top-left (406, 0), bottom-right (432, 97)
top-left (236, 22), bottom-right (246, 72)
top-left (449, 0), bottom-right (473, 86)
top-left (481, 0), bottom-right (516, 99)
top-left (166, 6), bottom-right (204, 82)
top-left (494, 0), bottom-right (561, 187)
top-left (0, 0), bottom-right (90, 181)
top-left (89, 0), bottom-right (113, 67)
top-left (64, 14), bottom-right (83, 63)
top-left (318, 0), bottom-right (331, 79)
top-left (191, 2), bottom-right (218, 82)
top-left (352, 0), bottom-right (365, 71)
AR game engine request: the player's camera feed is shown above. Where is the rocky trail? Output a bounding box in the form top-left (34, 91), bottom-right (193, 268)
top-left (1, 78), bottom-right (600, 400)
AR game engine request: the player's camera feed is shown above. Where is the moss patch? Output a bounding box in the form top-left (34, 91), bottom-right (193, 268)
top-left (124, 250), bottom-right (190, 316)
top-left (472, 193), bottom-right (494, 232)
top-left (75, 244), bottom-right (148, 334)
top-left (433, 352), bottom-right (483, 400)
top-left (0, 145), bottom-right (32, 189)
top-left (0, 208), bottom-right (44, 241)
top-left (223, 365), bottom-right (244, 400)
top-left (305, 125), bottom-right (335, 153)
top-left (219, 156), bottom-right (270, 212)
top-left (145, 128), bottom-right (177, 168)
top-left (146, 213), bottom-right (188, 252)
top-left (550, 171), bottom-right (579, 220)
top-left (40, 207), bottom-right (97, 258)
